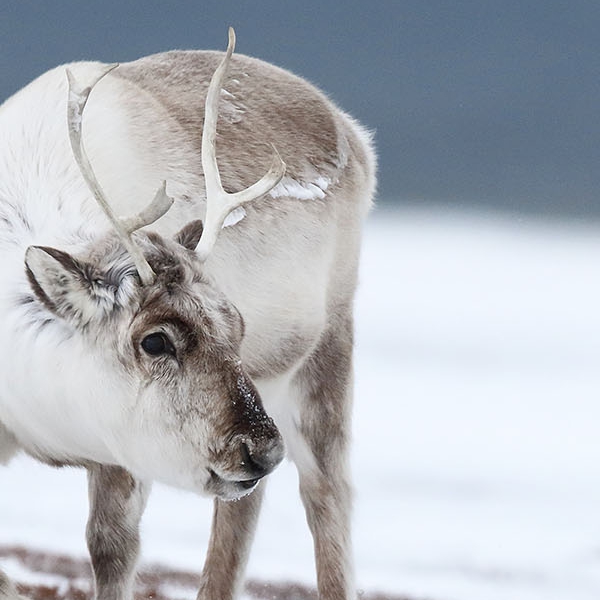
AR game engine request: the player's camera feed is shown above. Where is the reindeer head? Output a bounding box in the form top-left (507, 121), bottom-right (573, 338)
top-left (23, 29), bottom-right (286, 500)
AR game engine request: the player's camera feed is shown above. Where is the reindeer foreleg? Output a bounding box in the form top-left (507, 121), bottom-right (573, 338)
top-left (295, 313), bottom-right (356, 600)
top-left (86, 464), bottom-right (150, 600)
top-left (0, 570), bottom-right (25, 600)
top-left (197, 481), bottom-right (265, 600)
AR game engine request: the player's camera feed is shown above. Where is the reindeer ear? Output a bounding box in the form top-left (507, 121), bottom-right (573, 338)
top-left (24, 246), bottom-right (96, 323)
top-left (174, 219), bottom-right (204, 251)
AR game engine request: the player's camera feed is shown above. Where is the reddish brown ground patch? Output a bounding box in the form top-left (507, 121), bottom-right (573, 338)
top-left (0, 545), bottom-right (416, 600)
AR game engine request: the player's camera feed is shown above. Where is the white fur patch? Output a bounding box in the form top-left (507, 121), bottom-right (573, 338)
top-left (219, 89), bottom-right (245, 124)
top-left (222, 206), bottom-right (246, 228)
top-left (269, 176), bottom-right (330, 201)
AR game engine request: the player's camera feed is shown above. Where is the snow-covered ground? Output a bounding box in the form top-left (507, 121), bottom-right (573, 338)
top-left (2, 206), bottom-right (600, 600)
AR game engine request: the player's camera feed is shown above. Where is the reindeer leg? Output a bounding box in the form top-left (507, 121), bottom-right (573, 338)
top-left (197, 481), bottom-right (265, 600)
top-left (86, 464), bottom-right (150, 600)
top-left (0, 421), bottom-right (19, 466)
top-left (0, 430), bottom-right (23, 600)
top-left (295, 314), bottom-right (356, 600)
top-left (0, 570), bottom-right (24, 600)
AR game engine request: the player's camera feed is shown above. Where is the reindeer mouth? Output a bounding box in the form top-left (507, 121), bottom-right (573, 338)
top-left (207, 468), bottom-right (262, 500)
top-left (205, 433), bottom-right (284, 500)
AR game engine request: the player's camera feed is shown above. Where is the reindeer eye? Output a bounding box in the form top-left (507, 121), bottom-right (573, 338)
top-left (141, 333), bottom-right (176, 357)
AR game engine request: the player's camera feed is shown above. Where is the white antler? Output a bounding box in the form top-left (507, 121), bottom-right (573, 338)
top-left (195, 27), bottom-right (286, 261)
top-left (66, 66), bottom-right (174, 286)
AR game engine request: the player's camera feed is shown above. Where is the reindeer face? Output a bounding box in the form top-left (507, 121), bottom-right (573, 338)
top-left (24, 225), bottom-right (284, 500)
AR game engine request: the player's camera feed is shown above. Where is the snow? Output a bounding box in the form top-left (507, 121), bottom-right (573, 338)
top-left (2, 206), bottom-right (600, 600)
top-left (0, 558), bottom-right (90, 596)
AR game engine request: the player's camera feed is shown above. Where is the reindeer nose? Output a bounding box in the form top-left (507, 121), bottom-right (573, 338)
top-left (239, 436), bottom-right (285, 478)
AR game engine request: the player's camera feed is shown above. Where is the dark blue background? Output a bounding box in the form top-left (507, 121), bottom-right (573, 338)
top-left (2, 1), bottom-right (599, 217)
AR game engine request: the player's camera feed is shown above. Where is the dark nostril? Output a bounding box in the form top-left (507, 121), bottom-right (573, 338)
top-left (240, 441), bottom-right (269, 477)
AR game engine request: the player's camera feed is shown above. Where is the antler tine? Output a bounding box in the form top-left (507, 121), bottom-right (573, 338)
top-left (65, 66), bottom-right (174, 286)
top-left (196, 27), bottom-right (286, 261)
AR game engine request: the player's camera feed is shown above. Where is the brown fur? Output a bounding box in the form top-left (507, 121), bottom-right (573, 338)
top-left (114, 52), bottom-right (342, 195)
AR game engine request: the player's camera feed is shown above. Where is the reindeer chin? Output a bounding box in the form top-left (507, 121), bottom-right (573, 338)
top-left (205, 468), bottom-right (261, 501)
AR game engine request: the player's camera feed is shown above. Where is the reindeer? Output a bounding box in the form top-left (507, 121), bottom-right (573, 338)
top-left (0, 29), bottom-right (376, 600)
